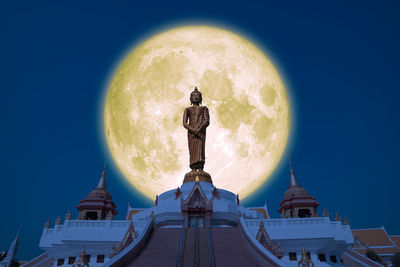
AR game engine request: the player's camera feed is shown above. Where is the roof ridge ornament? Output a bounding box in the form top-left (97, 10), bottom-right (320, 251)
top-left (298, 245), bottom-right (315, 266)
top-left (2, 229), bottom-right (20, 264)
top-left (73, 246), bottom-right (89, 267)
top-left (256, 220), bottom-right (283, 259)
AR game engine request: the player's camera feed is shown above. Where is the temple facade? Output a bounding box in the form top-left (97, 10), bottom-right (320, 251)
top-left (18, 161), bottom-right (399, 267)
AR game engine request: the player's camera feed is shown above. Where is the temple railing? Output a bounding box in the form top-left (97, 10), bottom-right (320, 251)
top-left (246, 217), bottom-right (350, 231)
top-left (244, 217), bottom-right (353, 245)
top-left (42, 220), bottom-right (132, 236)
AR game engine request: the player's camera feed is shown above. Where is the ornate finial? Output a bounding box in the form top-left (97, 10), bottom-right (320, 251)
top-left (289, 158), bottom-right (294, 172)
top-left (130, 221), bottom-right (138, 239)
top-left (81, 246), bottom-right (86, 256)
top-left (195, 176), bottom-right (199, 182)
top-left (73, 246), bottom-right (89, 267)
top-left (275, 243), bottom-right (283, 259)
top-left (343, 216), bottom-right (350, 225)
top-left (174, 187), bottom-right (182, 200)
top-left (65, 210), bottom-right (72, 220)
top-left (44, 218), bottom-right (50, 228)
top-left (55, 216), bottom-right (61, 225)
top-left (212, 186), bottom-right (220, 200)
top-left (322, 208), bottom-right (330, 218)
top-left (16, 225), bottom-right (21, 238)
top-left (106, 210), bottom-right (113, 220)
top-left (335, 212), bottom-right (341, 222)
top-left (298, 245), bottom-right (313, 266)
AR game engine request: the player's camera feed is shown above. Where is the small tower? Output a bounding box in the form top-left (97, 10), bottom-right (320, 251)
top-left (278, 161), bottom-right (320, 218)
top-left (298, 245), bottom-right (315, 267)
top-left (76, 163), bottom-right (118, 220)
top-left (0, 230), bottom-right (19, 267)
top-left (72, 247), bottom-right (89, 267)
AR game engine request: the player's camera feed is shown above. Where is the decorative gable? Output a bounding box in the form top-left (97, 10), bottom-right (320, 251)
top-left (110, 221), bottom-right (137, 258)
top-left (181, 181), bottom-right (212, 211)
top-left (256, 221), bottom-right (283, 259)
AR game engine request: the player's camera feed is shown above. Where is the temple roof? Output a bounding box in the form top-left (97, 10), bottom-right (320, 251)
top-left (76, 163), bottom-right (118, 217)
top-left (352, 228), bottom-right (397, 247)
top-left (279, 161), bottom-right (319, 210)
top-left (351, 228), bottom-right (400, 255)
top-left (283, 161), bottom-right (310, 199)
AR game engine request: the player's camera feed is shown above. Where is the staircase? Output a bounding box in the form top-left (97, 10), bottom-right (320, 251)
top-left (198, 227), bottom-right (212, 266)
top-left (128, 228), bottom-right (181, 267)
top-left (211, 227), bottom-right (262, 267)
top-left (180, 227), bottom-right (196, 266)
top-left (124, 225), bottom-right (273, 267)
top-left (177, 227), bottom-right (214, 267)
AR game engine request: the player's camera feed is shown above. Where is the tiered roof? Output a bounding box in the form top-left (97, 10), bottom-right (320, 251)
top-left (76, 163), bottom-right (118, 220)
top-left (351, 227), bottom-right (400, 255)
top-left (278, 161), bottom-right (319, 217)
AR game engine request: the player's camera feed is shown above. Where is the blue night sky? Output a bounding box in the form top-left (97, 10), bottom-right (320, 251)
top-left (1, 1), bottom-right (399, 259)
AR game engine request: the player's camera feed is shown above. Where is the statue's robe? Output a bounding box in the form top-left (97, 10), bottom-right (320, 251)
top-left (183, 106), bottom-right (210, 169)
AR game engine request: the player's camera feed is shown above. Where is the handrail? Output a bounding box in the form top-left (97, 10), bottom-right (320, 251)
top-left (239, 217), bottom-right (283, 267)
top-left (175, 223), bottom-right (185, 267)
top-left (105, 217), bottom-right (154, 267)
top-left (194, 227), bottom-right (199, 266)
top-left (21, 252), bottom-right (52, 267)
top-left (207, 226), bottom-right (215, 267)
top-left (178, 228), bottom-right (187, 267)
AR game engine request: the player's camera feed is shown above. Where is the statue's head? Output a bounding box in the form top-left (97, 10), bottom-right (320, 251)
top-left (190, 87), bottom-right (202, 105)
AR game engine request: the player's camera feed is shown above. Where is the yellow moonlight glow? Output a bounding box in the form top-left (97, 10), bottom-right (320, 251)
top-left (104, 26), bottom-right (290, 200)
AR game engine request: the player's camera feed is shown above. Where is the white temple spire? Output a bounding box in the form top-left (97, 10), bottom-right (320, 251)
top-left (1, 229), bottom-right (20, 266)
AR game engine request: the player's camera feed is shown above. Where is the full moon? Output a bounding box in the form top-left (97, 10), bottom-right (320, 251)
top-left (104, 26), bottom-right (290, 200)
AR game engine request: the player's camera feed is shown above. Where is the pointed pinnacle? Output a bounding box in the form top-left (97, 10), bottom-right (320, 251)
top-left (289, 160), bottom-right (300, 187)
top-left (96, 161), bottom-right (107, 189)
top-left (17, 224), bottom-right (21, 237)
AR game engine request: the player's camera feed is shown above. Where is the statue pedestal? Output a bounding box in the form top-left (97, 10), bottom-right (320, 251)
top-left (183, 170), bottom-right (212, 184)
